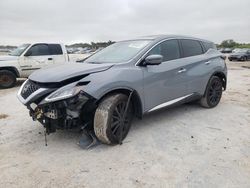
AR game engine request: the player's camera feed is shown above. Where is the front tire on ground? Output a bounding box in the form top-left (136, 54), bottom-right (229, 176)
top-left (94, 94), bottom-right (133, 145)
top-left (200, 76), bottom-right (223, 108)
top-left (0, 70), bottom-right (16, 89)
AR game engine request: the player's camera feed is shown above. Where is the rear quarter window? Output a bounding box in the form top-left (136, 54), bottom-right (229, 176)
top-left (49, 44), bottom-right (63, 55)
top-left (180, 39), bottom-right (204, 57)
top-left (203, 42), bottom-right (217, 52)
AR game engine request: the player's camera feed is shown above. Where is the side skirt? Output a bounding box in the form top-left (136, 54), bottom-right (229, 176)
top-left (147, 93), bottom-right (201, 113)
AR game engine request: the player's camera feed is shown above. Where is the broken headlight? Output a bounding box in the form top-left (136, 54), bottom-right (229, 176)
top-left (44, 83), bottom-right (85, 103)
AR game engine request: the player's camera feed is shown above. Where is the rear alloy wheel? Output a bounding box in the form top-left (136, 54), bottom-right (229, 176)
top-left (94, 94), bottom-right (133, 145)
top-left (200, 76), bottom-right (223, 108)
top-left (0, 70), bottom-right (16, 89)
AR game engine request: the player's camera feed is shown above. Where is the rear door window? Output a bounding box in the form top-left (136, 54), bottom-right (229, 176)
top-left (49, 44), bottom-right (63, 55)
top-left (180, 39), bottom-right (204, 57)
top-left (148, 39), bottom-right (181, 62)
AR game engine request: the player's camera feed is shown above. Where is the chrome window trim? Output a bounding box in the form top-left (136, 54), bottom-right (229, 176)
top-left (135, 37), bottom-right (205, 66)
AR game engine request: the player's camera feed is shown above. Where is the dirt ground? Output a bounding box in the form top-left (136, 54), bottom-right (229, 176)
top-left (0, 60), bottom-right (250, 188)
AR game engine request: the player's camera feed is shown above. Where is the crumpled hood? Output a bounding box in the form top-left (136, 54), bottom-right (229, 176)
top-left (29, 62), bottom-right (114, 83)
top-left (0, 55), bottom-right (18, 61)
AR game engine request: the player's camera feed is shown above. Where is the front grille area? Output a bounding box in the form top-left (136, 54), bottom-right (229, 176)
top-left (21, 80), bottom-right (40, 99)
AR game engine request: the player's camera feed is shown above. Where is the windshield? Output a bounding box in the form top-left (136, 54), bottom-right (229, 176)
top-left (85, 40), bottom-right (151, 63)
top-left (10, 44), bottom-right (30, 56)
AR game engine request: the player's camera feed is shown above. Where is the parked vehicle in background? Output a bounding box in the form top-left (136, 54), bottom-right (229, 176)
top-left (228, 49), bottom-right (250, 61)
top-left (220, 48), bottom-right (233, 53)
top-left (0, 43), bottom-right (69, 88)
top-left (17, 35), bottom-right (227, 145)
top-left (232, 48), bottom-right (242, 53)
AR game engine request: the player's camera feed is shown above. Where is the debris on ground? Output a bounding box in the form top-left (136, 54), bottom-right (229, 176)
top-left (0, 114), bottom-right (8, 119)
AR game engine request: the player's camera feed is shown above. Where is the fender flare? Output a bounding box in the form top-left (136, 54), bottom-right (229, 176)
top-left (97, 86), bottom-right (143, 119)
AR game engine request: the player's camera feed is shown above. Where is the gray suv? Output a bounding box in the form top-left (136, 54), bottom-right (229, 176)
top-left (17, 35), bottom-right (227, 145)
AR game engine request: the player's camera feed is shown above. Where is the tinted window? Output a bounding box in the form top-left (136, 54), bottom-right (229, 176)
top-left (181, 39), bottom-right (203, 57)
top-left (28, 44), bottom-right (50, 56)
top-left (49, 44), bottom-right (63, 55)
top-left (203, 42), bottom-right (216, 52)
top-left (148, 39), bottom-right (180, 61)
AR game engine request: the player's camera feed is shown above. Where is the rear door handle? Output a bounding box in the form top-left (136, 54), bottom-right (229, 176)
top-left (205, 61), bottom-right (211, 65)
top-left (177, 68), bottom-right (186, 73)
top-left (48, 57), bottom-right (53, 60)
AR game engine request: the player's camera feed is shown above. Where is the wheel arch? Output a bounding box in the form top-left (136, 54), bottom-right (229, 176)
top-left (97, 87), bottom-right (143, 119)
top-left (212, 71), bottom-right (227, 90)
top-left (0, 66), bottom-right (20, 77)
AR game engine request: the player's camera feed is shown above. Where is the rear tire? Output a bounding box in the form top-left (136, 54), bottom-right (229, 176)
top-left (94, 94), bottom-right (133, 145)
top-left (0, 70), bottom-right (16, 89)
top-left (200, 76), bottom-right (223, 108)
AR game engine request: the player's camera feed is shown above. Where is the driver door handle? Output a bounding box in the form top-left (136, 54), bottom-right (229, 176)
top-left (48, 57), bottom-right (53, 60)
top-left (205, 61), bottom-right (211, 65)
top-left (177, 68), bottom-right (186, 73)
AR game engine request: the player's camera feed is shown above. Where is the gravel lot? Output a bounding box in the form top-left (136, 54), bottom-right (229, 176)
top-left (0, 60), bottom-right (250, 188)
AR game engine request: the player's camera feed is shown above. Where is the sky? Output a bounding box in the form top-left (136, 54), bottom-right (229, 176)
top-left (0, 0), bottom-right (249, 45)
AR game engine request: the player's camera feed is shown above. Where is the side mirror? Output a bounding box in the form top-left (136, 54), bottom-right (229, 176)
top-left (144, 55), bottom-right (163, 66)
top-left (24, 50), bottom-right (32, 57)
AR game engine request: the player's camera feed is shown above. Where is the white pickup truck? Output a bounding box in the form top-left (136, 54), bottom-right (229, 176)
top-left (0, 43), bottom-right (69, 88)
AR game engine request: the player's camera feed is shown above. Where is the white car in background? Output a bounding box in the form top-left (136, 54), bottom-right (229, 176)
top-left (0, 43), bottom-right (69, 88)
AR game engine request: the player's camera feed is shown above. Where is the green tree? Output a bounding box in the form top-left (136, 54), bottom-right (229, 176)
top-left (220, 39), bottom-right (237, 48)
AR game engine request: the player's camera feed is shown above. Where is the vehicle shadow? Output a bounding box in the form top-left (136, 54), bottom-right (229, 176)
top-left (0, 79), bottom-right (26, 95)
top-left (131, 102), bottom-right (202, 131)
top-left (46, 102), bottom-right (203, 150)
top-left (0, 79), bottom-right (25, 92)
top-left (15, 79), bottom-right (26, 87)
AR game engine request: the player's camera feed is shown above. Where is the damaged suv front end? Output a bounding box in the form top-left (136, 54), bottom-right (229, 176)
top-left (18, 79), bottom-right (97, 134)
top-left (16, 60), bottom-right (115, 135)
top-left (17, 39), bottom-right (151, 141)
